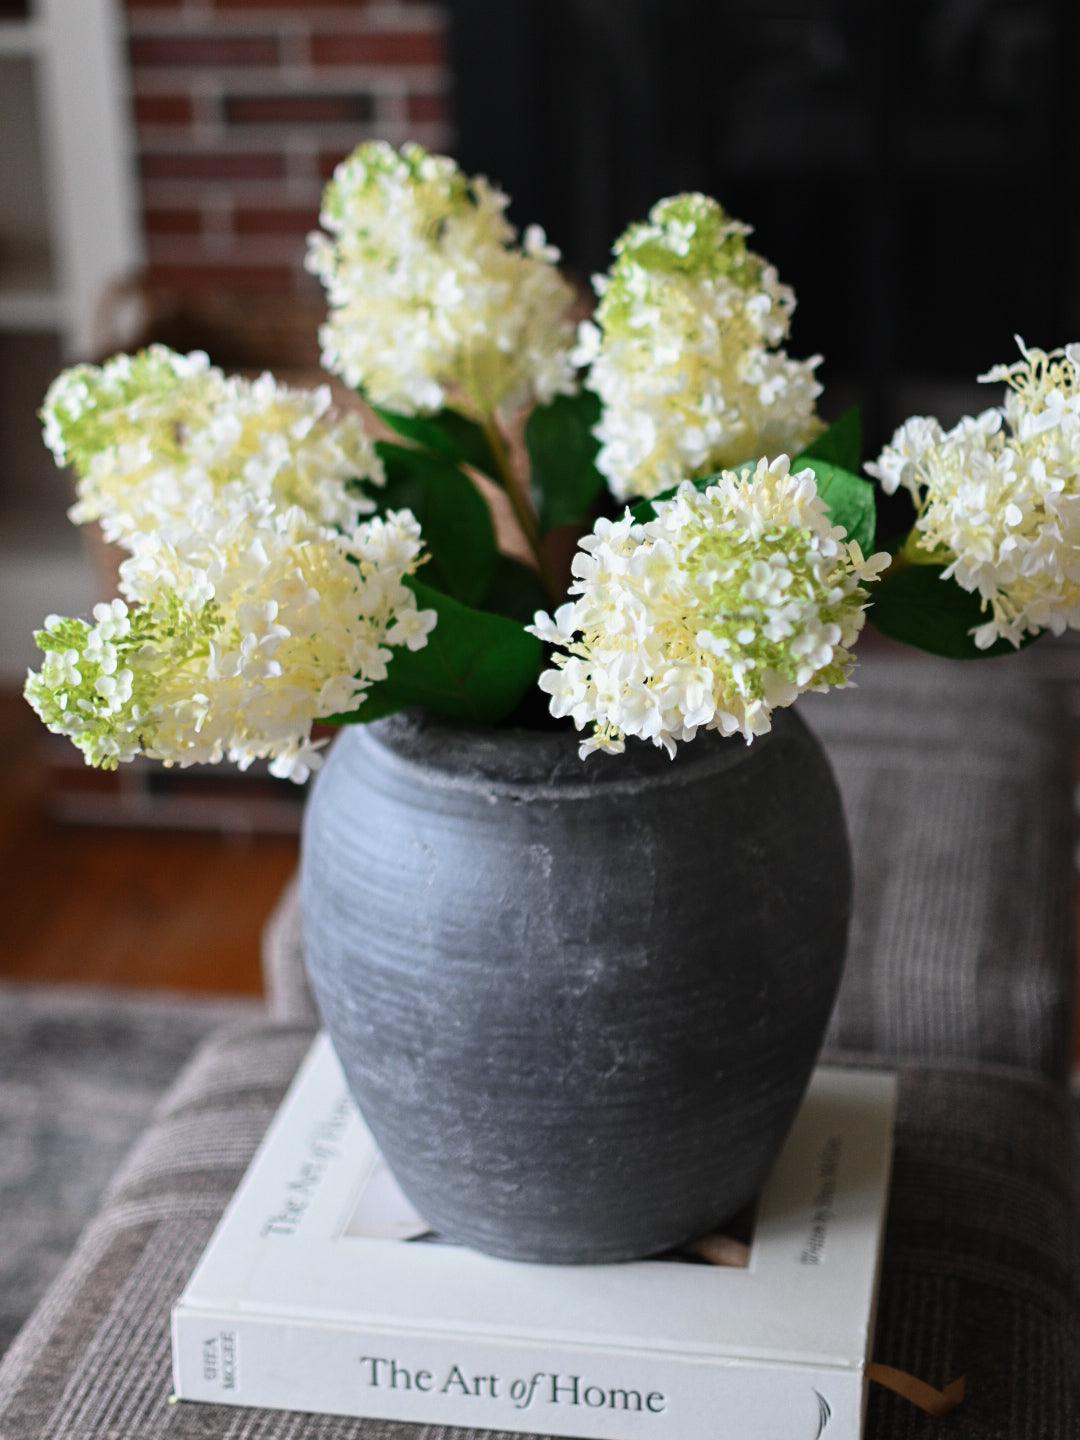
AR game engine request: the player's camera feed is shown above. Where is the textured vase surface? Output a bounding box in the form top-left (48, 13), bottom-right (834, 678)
top-left (301, 709), bottom-right (851, 1264)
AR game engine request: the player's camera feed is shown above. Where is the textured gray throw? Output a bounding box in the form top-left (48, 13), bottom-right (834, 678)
top-left (0, 984), bottom-right (255, 1355)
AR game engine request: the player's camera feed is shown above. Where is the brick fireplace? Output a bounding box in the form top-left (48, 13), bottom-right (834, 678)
top-left (124, 0), bottom-right (452, 294)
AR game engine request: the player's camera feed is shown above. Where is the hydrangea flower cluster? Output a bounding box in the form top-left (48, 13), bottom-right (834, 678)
top-left (306, 141), bottom-right (577, 417)
top-left (528, 457), bottom-right (888, 758)
top-left (24, 505), bottom-right (436, 782)
top-left (41, 345), bottom-right (383, 549)
top-left (867, 339), bottom-right (1080, 648)
top-left (575, 194), bottom-right (824, 502)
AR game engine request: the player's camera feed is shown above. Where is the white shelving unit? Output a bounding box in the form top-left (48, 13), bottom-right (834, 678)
top-left (0, 241), bottom-right (62, 330)
top-left (0, 0), bottom-right (141, 355)
top-left (0, 17), bottom-right (44, 55)
top-left (0, 0), bottom-right (142, 681)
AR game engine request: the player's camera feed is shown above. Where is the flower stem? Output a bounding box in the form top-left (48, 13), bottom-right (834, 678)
top-left (879, 526), bottom-right (954, 583)
top-left (480, 414), bottom-right (562, 606)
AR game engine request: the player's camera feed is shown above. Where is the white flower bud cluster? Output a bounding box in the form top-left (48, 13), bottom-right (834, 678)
top-left (528, 456), bottom-right (888, 758)
top-left (576, 194), bottom-right (824, 502)
top-left (306, 141), bottom-right (577, 417)
top-left (41, 345), bottom-right (383, 549)
top-left (867, 338), bottom-right (1080, 648)
top-left (25, 505), bottom-right (436, 782)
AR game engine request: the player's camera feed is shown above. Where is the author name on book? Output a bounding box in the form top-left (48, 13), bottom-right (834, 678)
top-left (358, 1356), bottom-right (668, 1415)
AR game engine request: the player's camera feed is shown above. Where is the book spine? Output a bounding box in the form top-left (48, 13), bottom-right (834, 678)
top-left (172, 1308), bottom-right (862, 1440)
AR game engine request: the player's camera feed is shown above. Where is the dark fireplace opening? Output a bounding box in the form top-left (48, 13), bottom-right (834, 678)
top-left (449, 0), bottom-right (1080, 473)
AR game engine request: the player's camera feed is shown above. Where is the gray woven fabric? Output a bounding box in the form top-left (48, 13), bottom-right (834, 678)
top-left (263, 657), bottom-right (1076, 1080)
top-left (0, 984), bottom-right (257, 1356)
top-left (801, 657), bottom-right (1076, 1082)
top-left (1, 1024), bottom-right (1076, 1439)
top-left (260, 875), bottom-right (316, 1026)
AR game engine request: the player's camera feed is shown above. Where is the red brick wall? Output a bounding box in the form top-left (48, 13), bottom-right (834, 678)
top-left (125, 0), bottom-right (452, 293)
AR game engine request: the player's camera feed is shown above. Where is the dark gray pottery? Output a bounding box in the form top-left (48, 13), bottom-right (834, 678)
top-left (301, 709), bottom-right (851, 1264)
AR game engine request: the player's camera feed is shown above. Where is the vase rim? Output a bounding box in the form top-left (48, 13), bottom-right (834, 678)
top-left (330, 707), bottom-right (800, 802)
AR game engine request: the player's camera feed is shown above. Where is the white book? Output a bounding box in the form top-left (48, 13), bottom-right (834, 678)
top-left (172, 1035), bottom-right (896, 1440)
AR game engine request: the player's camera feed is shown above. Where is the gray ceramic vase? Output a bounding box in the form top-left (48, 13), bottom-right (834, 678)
top-left (301, 709), bottom-right (850, 1264)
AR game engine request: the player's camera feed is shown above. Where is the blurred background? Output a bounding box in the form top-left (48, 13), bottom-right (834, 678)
top-left (5, 0), bottom-right (1080, 680)
top-left (2, 0), bottom-right (1080, 1351)
top-left (3, 0), bottom-right (1079, 975)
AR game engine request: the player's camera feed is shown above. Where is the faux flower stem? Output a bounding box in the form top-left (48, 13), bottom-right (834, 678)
top-left (877, 520), bottom-right (955, 584)
top-left (480, 414), bottom-right (562, 605)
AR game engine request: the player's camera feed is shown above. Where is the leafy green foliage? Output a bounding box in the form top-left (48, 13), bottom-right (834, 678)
top-left (797, 458), bottom-right (876, 555)
top-left (330, 578), bottom-right (543, 725)
top-left (374, 441), bottom-right (497, 607)
top-left (795, 406), bottom-right (863, 473)
top-left (869, 563), bottom-right (1041, 659)
top-left (481, 554), bottom-right (548, 624)
top-left (370, 403), bottom-right (500, 480)
top-left (525, 390), bottom-right (605, 533)
top-left (790, 409), bottom-right (875, 551)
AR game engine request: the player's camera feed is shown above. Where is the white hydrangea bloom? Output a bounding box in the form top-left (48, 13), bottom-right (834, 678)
top-left (24, 506), bottom-right (436, 782)
top-left (578, 194), bottom-right (824, 502)
top-left (868, 338), bottom-right (1080, 648)
top-left (41, 345), bottom-right (383, 549)
top-left (863, 415), bottom-right (947, 501)
top-left (528, 456), bottom-right (888, 758)
top-left (305, 140), bottom-right (577, 417)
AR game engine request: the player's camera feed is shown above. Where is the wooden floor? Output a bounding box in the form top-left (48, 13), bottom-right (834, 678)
top-left (0, 691), bottom-right (296, 995)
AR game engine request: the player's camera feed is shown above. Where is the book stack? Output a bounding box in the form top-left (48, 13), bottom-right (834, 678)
top-left (173, 1036), bottom-right (896, 1440)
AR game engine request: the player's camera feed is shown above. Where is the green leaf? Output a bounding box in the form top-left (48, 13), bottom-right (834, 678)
top-left (329, 578), bottom-right (543, 726)
top-left (870, 563), bottom-right (1042, 659)
top-left (796, 407), bottom-right (863, 472)
top-left (370, 404), bottom-right (500, 480)
top-left (797, 458), bottom-right (877, 555)
top-left (525, 390), bottom-right (605, 533)
top-left (629, 456), bottom-right (876, 554)
top-left (374, 441), bottom-right (498, 608)
top-left (481, 554), bottom-right (548, 624)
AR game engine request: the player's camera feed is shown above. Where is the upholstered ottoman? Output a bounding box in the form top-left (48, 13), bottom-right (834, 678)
top-left (0, 1023), bottom-right (1076, 1439)
top-left (803, 657), bottom-right (1076, 1083)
